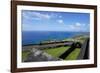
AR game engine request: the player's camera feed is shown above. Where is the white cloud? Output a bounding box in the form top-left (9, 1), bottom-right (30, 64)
top-left (23, 11), bottom-right (52, 20)
top-left (32, 12), bottom-right (51, 19)
top-left (59, 15), bottom-right (62, 18)
top-left (75, 22), bottom-right (81, 27)
top-left (67, 22), bottom-right (89, 32)
top-left (57, 19), bottom-right (64, 24)
top-left (71, 24), bottom-right (81, 31)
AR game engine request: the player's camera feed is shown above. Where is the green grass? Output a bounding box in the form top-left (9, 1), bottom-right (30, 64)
top-left (43, 46), bottom-right (70, 58)
top-left (22, 51), bottom-right (30, 61)
top-left (65, 48), bottom-right (80, 60)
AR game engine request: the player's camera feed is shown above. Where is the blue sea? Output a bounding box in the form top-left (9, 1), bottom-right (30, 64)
top-left (22, 31), bottom-right (89, 45)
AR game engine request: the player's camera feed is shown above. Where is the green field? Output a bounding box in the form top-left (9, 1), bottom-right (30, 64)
top-left (22, 51), bottom-right (30, 61)
top-left (22, 47), bottom-right (81, 61)
top-left (65, 48), bottom-right (80, 60)
top-left (43, 46), bottom-right (70, 58)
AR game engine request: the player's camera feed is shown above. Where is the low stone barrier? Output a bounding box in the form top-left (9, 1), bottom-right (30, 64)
top-left (22, 41), bottom-right (73, 51)
top-left (77, 38), bottom-right (89, 59)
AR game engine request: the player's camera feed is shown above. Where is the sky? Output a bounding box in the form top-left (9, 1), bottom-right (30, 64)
top-left (22, 10), bottom-right (90, 32)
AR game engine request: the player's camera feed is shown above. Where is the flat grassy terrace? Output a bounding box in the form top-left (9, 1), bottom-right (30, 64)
top-left (65, 48), bottom-right (80, 60)
top-left (43, 46), bottom-right (70, 58)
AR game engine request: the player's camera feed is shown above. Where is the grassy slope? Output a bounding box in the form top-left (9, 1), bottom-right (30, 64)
top-left (65, 48), bottom-right (80, 60)
top-left (43, 46), bottom-right (70, 58)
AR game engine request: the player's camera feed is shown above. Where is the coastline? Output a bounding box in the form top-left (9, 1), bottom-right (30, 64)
top-left (22, 31), bottom-right (89, 45)
top-left (22, 35), bottom-right (89, 62)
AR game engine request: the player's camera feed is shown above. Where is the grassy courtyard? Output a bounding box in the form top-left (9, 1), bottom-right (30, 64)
top-left (65, 48), bottom-right (80, 60)
top-left (43, 46), bottom-right (70, 58)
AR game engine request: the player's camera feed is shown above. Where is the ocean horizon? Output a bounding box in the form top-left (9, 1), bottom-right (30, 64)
top-left (22, 31), bottom-right (89, 45)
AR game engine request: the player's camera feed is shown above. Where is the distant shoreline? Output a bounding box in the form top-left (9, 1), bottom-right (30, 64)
top-left (22, 34), bottom-right (89, 46)
top-left (22, 40), bottom-right (73, 46)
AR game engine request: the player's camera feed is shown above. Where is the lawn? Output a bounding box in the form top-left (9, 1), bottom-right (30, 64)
top-left (22, 51), bottom-right (30, 61)
top-left (43, 46), bottom-right (70, 58)
top-left (65, 48), bottom-right (80, 60)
